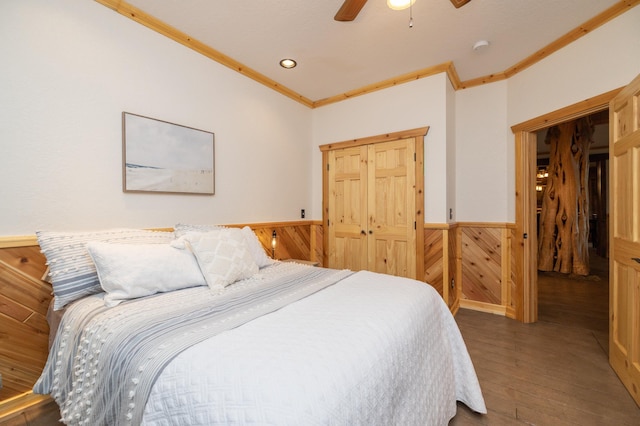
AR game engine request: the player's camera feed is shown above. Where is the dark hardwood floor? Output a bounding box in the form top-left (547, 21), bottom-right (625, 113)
top-left (451, 252), bottom-right (640, 425)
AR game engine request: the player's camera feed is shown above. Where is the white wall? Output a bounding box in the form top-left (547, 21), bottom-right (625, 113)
top-left (311, 73), bottom-right (451, 223)
top-left (508, 6), bottom-right (640, 127)
top-left (2, 2), bottom-right (639, 236)
top-left (445, 77), bottom-right (456, 222)
top-left (454, 7), bottom-right (640, 223)
top-left (0, 0), bottom-right (312, 236)
top-left (455, 81), bottom-right (510, 222)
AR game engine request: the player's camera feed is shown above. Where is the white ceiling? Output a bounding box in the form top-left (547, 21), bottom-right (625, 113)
top-left (124, 0), bottom-right (621, 102)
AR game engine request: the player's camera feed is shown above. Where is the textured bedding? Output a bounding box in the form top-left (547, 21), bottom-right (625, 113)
top-left (36, 262), bottom-right (485, 425)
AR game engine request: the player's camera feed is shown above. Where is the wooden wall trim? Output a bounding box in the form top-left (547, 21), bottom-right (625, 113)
top-left (319, 127), bottom-right (429, 152)
top-left (423, 223), bottom-right (452, 230)
top-left (0, 392), bottom-right (52, 423)
top-left (0, 221), bottom-right (321, 249)
top-left (456, 222), bottom-right (516, 229)
top-left (511, 87), bottom-right (622, 132)
top-left (0, 236), bottom-right (38, 248)
top-left (460, 299), bottom-right (508, 316)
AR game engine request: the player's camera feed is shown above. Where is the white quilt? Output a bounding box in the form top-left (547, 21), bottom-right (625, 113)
top-left (141, 269), bottom-right (486, 425)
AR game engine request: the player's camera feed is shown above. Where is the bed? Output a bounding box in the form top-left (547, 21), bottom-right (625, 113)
top-left (32, 226), bottom-right (486, 425)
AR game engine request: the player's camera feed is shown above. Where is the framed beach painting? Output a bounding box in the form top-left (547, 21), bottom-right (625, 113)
top-left (122, 112), bottom-right (215, 195)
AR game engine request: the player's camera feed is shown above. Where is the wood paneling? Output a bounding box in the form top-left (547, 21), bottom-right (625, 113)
top-left (448, 224), bottom-right (460, 312)
top-left (423, 223), bottom-right (516, 317)
top-left (461, 227), bottom-right (502, 305)
top-left (423, 228), bottom-right (444, 295)
top-left (0, 260), bottom-right (51, 402)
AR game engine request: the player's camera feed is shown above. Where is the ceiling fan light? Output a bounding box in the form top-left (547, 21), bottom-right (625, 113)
top-left (387, 0), bottom-right (416, 11)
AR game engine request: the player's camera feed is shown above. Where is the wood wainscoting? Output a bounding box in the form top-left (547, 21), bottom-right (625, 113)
top-left (423, 222), bottom-right (516, 319)
top-left (0, 220), bottom-right (322, 422)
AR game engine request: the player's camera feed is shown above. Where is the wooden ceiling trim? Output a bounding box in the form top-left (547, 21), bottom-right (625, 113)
top-left (313, 63), bottom-right (454, 108)
top-left (93, 0), bottom-right (638, 107)
top-left (460, 0), bottom-right (639, 90)
top-left (458, 72), bottom-right (508, 90)
top-left (94, 0), bottom-right (314, 108)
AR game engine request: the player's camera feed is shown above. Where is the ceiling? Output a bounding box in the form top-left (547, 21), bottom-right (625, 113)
top-left (116, 0), bottom-right (623, 104)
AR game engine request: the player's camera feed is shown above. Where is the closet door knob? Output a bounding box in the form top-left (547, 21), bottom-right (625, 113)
top-left (360, 230), bottom-right (366, 235)
top-left (369, 230), bottom-right (373, 234)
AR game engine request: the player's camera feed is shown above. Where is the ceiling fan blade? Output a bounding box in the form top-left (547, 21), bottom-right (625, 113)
top-left (334, 0), bottom-right (368, 21)
top-left (450, 0), bottom-right (471, 8)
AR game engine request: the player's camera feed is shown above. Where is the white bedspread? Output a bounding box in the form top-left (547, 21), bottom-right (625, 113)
top-left (141, 269), bottom-right (486, 425)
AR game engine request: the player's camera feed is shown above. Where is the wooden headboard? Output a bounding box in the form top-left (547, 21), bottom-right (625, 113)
top-left (0, 242), bottom-right (51, 403)
top-left (0, 221), bottom-right (323, 418)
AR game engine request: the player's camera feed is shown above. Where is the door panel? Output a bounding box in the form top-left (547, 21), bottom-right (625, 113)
top-left (326, 138), bottom-right (417, 279)
top-left (327, 146), bottom-right (368, 271)
top-left (368, 139), bottom-right (417, 278)
top-left (609, 73), bottom-right (640, 407)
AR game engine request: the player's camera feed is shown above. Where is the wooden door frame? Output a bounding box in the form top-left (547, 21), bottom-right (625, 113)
top-left (511, 88), bottom-right (621, 323)
top-left (320, 127), bottom-right (428, 280)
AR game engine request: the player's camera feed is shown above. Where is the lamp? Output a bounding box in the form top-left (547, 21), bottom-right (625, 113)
top-left (387, 0), bottom-right (416, 10)
top-left (271, 230), bottom-right (277, 259)
top-left (387, 0), bottom-right (416, 28)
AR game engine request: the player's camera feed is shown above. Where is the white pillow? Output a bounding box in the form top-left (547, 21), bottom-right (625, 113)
top-left (174, 223), bottom-right (274, 268)
top-left (179, 228), bottom-right (259, 291)
top-left (240, 226), bottom-right (274, 268)
top-left (37, 228), bottom-right (175, 310)
top-left (86, 242), bottom-right (207, 307)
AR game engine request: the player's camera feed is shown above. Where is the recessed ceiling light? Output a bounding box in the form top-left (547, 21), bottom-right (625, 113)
top-left (279, 58), bottom-right (297, 69)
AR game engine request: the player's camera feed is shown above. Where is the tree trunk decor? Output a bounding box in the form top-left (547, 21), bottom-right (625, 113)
top-left (538, 117), bottom-right (594, 275)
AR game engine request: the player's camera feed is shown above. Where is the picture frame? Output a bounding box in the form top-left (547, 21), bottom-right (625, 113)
top-left (122, 112), bottom-right (215, 195)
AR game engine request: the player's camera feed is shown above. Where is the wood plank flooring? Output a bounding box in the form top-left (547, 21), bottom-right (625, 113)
top-left (450, 253), bottom-right (640, 425)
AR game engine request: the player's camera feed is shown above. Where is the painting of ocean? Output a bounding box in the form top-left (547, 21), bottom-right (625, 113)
top-left (123, 113), bottom-right (214, 194)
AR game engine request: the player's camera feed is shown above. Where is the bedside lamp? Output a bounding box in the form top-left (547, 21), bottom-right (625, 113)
top-left (271, 230), bottom-right (277, 259)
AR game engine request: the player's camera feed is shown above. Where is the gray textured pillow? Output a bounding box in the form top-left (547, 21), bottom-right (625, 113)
top-left (173, 223), bottom-right (225, 238)
top-left (37, 229), bottom-right (175, 310)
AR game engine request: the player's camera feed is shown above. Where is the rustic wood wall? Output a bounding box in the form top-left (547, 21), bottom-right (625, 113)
top-left (458, 223), bottom-right (516, 318)
top-left (0, 221), bottom-right (321, 420)
top-left (422, 223), bottom-right (516, 318)
top-left (423, 227), bottom-right (445, 295)
top-left (0, 247), bottom-right (51, 403)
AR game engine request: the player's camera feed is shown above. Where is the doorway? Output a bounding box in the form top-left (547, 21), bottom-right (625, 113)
top-left (534, 112), bottom-right (610, 349)
top-left (511, 87), bottom-right (621, 323)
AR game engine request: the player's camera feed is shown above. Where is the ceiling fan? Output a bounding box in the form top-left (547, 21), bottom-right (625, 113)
top-left (335, 0), bottom-right (471, 21)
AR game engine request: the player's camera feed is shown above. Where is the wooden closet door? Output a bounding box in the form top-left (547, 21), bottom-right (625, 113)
top-left (609, 73), bottom-right (640, 406)
top-left (327, 146), bottom-right (369, 271)
top-left (367, 138), bottom-right (417, 279)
